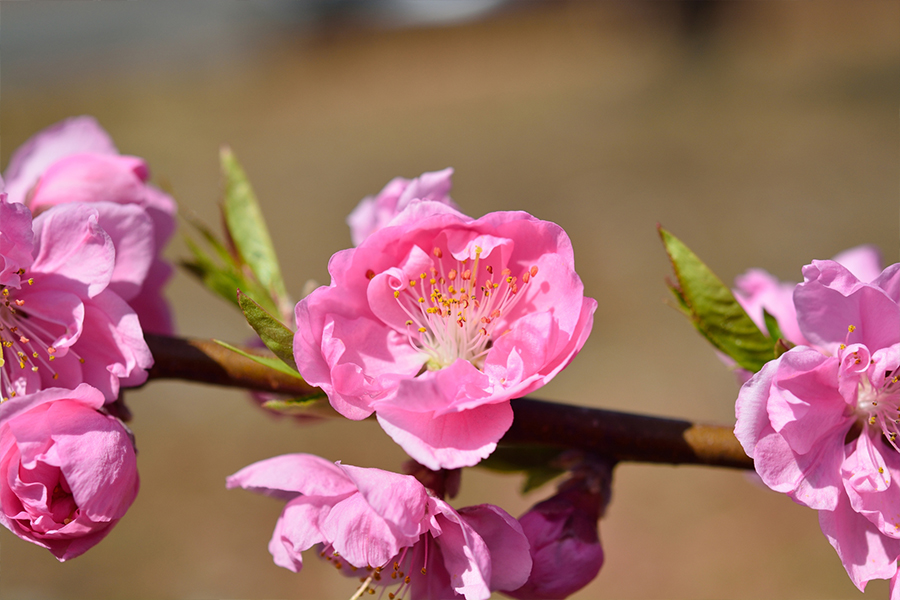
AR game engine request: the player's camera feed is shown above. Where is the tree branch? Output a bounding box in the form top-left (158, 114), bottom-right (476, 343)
top-left (144, 334), bottom-right (752, 470)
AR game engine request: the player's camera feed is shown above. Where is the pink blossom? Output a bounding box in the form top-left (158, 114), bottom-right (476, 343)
top-left (0, 195), bottom-right (152, 402)
top-left (295, 201), bottom-right (597, 469)
top-left (347, 168), bottom-right (457, 246)
top-left (0, 383), bottom-right (139, 561)
top-left (733, 245), bottom-right (883, 347)
top-left (735, 259), bottom-right (900, 593)
top-left (506, 479), bottom-right (606, 599)
top-left (3, 116), bottom-right (177, 334)
top-left (227, 453), bottom-right (531, 600)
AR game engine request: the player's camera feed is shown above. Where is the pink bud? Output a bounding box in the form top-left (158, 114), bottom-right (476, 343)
top-left (0, 384), bottom-right (139, 561)
top-left (505, 480), bottom-right (606, 599)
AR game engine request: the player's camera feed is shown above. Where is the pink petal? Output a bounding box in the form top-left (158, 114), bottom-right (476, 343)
top-left (832, 245), bottom-right (884, 283)
top-left (321, 493), bottom-right (411, 568)
top-left (226, 453), bottom-right (355, 500)
top-left (337, 464), bottom-right (429, 539)
top-left (819, 493), bottom-right (900, 591)
top-left (376, 396), bottom-right (514, 470)
top-left (271, 496), bottom-right (337, 571)
top-left (30, 204), bottom-right (115, 299)
top-left (91, 202), bottom-right (155, 302)
top-left (76, 290), bottom-right (152, 400)
top-left (47, 402), bottom-right (138, 520)
top-left (431, 500), bottom-right (492, 600)
top-left (457, 504), bottom-right (532, 592)
top-left (0, 196), bottom-right (34, 287)
top-left (796, 260), bottom-right (900, 354)
top-left (28, 153), bottom-right (149, 212)
top-left (844, 432), bottom-right (900, 538)
top-left (3, 116), bottom-right (117, 206)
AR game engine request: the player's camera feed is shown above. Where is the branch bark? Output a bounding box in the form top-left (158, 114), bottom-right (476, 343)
top-left (144, 334), bottom-right (753, 470)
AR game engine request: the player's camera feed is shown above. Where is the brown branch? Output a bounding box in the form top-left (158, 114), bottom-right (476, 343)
top-left (144, 334), bottom-right (753, 470)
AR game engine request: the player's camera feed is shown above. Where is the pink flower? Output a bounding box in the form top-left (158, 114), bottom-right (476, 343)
top-left (735, 259), bottom-right (900, 593)
top-left (347, 168), bottom-right (457, 246)
top-left (0, 383), bottom-right (139, 561)
top-left (1, 195), bottom-right (153, 402)
top-left (733, 245), bottom-right (883, 347)
top-left (506, 478), bottom-right (606, 599)
top-left (295, 201), bottom-right (597, 469)
top-left (227, 453), bottom-right (532, 600)
top-left (3, 116), bottom-right (177, 334)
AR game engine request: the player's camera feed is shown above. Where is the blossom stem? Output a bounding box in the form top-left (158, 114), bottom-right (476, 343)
top-left (143, 334), bottom-right (753, 470)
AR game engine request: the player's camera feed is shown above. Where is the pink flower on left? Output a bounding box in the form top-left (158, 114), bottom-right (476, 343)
top-left (0, 193), bottom-right (152, 402)
top-left (3, 116), bottom-right (177, 335)
top-left (0, 383), bottom-right (139, 560)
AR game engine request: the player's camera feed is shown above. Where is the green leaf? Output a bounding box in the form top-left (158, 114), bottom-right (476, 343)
top-left (181, 212), bottom-right (284, 315)
top-left (762, 309), bottom-right (784, 341)
top-left (220, 147), bottom-right (290, 317)
top-left (659, 227), bottom-right (774, 373)
top-left (214, 339), bottom-right (304, 379)
top-left (261, 394), bottom-right (331, 417)
top-left (180, 236), bottom-right (243, 309)
top-left (237, 290), bottom-right (299, 372)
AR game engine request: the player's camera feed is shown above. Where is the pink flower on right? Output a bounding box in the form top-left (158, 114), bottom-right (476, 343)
top-left (734, 256), bottom-right (900, 594)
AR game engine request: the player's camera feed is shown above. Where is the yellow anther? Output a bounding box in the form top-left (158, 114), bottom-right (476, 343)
top-left (418, 327), bottom-right (427, 333)
top-left (394, 291), bottom-right (400, 298)
top-left (849, 325), bottom-right (856, 332)
top-left (409, 280), bottom-right (416, 287)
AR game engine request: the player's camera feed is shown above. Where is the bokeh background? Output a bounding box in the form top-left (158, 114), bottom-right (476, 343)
top-left (1, 1), bottom-right (898, 598)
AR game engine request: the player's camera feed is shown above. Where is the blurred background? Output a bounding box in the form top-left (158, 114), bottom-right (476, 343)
top-left (1, 1), bottom-right (898, 598)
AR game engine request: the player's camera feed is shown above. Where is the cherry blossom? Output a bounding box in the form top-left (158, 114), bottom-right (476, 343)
top-left (0, 195), bottom-right (152, 402)
top-left (227, 453), bottom-right (531, 600)
top-left (3, 116), bottom-right (177, 334)
top-left (0, 383), bottom-right (139, 561)
top-left (295, 201), bottom-right (596, 469)
top-left (735, 259), bottom-right (900, 594)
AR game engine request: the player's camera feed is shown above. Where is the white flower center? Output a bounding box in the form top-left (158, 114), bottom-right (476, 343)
top-left (839, 330), bottom-right (900, 451)
top-left (383, 245), bottom-right (538, 372)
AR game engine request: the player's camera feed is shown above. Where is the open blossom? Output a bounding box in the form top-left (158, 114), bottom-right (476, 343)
top-left (295, 201), bottom-right (597, 469)
top-left (347, 168), bottom-right (457, 246)
top-left (3, 116), bottom-right (177, 334)
top-left (735, 259), bottom-right (900, 593)
top-left (228, 454), bottom-right (531, 600)
top-left (0, 383), bottom-right (139, 561)
top-left (0, 195), bottom-right (152, 402)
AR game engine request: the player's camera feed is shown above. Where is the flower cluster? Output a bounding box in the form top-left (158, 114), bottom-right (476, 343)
top-left (735, 257), bottom-right (900, 594)
top-left (0, 117), bottom-right (175, 560)
top-left (229, 171), bottom-right (602, 598)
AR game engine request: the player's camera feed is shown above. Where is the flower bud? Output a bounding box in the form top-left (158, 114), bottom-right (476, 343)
top-left (505, 475), bottom-right (607, 599)
top-left (0, 384), bottom-right (139, 561)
